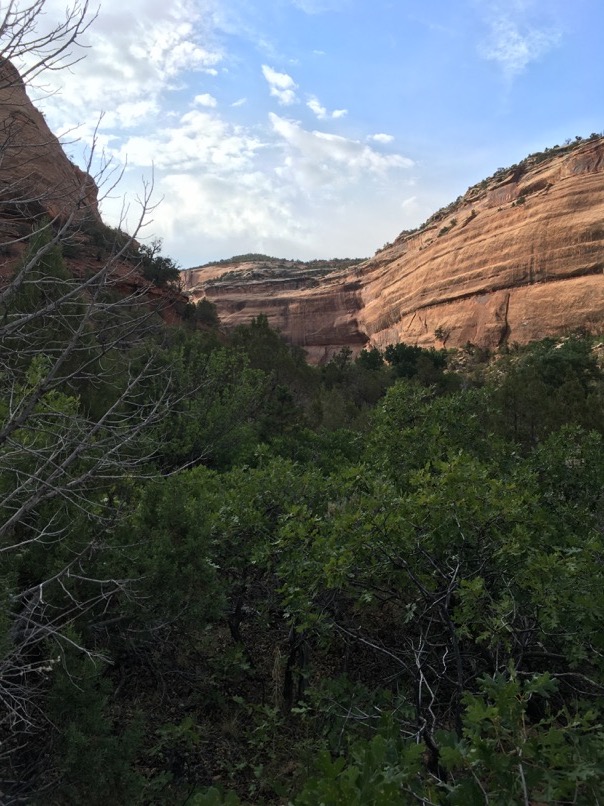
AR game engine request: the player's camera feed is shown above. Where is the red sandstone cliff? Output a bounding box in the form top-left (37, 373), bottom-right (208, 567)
top-left (0, 59), bottom-right (187, 321)
top-left (0, 58), bottom-right (100, 226)
top-left (181, 258), bottom-right (368, 363)
top-left (183, 138), bottom-right (604, 361)
top-left (359, 137), bottom-right (604, 351)
top-left (5, 52), bottom-right (600, 352)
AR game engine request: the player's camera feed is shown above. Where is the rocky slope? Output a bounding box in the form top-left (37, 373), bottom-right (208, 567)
top-left (184, 137), bottom-right (604, 361)
top-left (0, 59), bottom-right (187, 321)
top-left (0, 58), bottom-right (100, 227)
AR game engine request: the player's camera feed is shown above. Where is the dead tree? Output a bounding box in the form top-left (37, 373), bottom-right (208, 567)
top-left (0, 3), bottom-right (177, 797)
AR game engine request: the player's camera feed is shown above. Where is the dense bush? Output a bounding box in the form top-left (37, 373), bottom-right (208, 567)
top-left (137, 239), bottom-right (181, 286)
top-left (3, 236), bottom-right (604, 801)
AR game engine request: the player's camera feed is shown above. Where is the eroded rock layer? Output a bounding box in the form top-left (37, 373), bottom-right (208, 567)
top-left (182, 259), bottom-right (369, 364)
top-left (360, 138), bottom-right (604, 350)
top-left (0, 58), bottom-right (100, 225)
top-left (184, 138), bottom-right (604, 361)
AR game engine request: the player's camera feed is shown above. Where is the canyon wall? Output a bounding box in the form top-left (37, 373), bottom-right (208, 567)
top-left (0, 58), bottom-right (100, 226)
top-left (0, 59), bottom-right (187, 321)
top-left (359, 137), bottom-right (604, 351)
top-left (1, 59), bottom-right (601, 356)
top-left (181, 259), bottom-right (368, 363)
top-left (184, 138), bottom-right (604, 361)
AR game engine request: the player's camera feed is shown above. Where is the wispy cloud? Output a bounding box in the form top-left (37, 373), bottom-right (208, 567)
top-left (262, 65), bottom-right (298, 105)
top-left (270, 113), bottom-right (412, 190)
top-left (195, 93), bottom-right (217, 108)
top-left (33, 0), bottom-right (421, 264)
top-left (36, 0), bottom-right (223, 135)
top-left (307, 95), bottom-right (347, 120)
top-left (478, 6), bottom-right (561, 78)
top-left (113, 109), bottom-right (264, 173)
top-left (369, 133), bottom-right (395, 144)
top-left (159, 171), bottom-right (303, 243)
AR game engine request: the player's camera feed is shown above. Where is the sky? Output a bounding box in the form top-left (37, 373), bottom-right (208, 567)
top-left (26, 0), bottom-right (604, 268)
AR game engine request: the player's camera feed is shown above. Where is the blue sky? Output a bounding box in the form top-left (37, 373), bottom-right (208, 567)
top-left (34, 0), bottom-right (603, 267)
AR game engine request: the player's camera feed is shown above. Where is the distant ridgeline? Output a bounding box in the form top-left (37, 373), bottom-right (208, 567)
top-left (196, 253), bottom-right (367, 270)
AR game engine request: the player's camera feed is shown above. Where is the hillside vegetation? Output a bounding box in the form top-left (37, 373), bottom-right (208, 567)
top-left (3, 229), bottom-right (604, 803)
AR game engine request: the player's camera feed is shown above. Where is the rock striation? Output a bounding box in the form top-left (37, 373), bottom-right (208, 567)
top-left (359, 137), bottom-right (604, 352)
top-left (181, 258), bottom-right (369, 364)
top-left (184, 138), bottom-right (604, 361)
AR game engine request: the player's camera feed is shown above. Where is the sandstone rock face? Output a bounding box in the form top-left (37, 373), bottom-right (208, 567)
top-left (182, 258), bottom-right (369, 364)
top-left (360, 138), bottom-right (604, 351)
top-left (0, 60), bottom-right (188, 323)
top-left (184, 139), bottom-right (604, 361)
top-left (0, 58), bottom-right (100, 225)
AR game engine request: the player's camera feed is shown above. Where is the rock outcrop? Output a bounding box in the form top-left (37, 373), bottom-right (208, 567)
top-left (0, 58), bottom-right (100, 226)
top-left (0, 60), bottom-right (187, 321)
top-left (5, 54), bottom-right (600, 353)
top-left (181, 257), bottom-right (368, 363)
top-left (184, 138), bottom-right (604, 361)
top-left (359, 137), bottom-right (604, 351)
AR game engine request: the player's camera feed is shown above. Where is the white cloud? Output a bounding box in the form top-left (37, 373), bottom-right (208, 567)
top-left (97, 100), bottom-right (160, 130)
top-left (478, 5), bottom-right (561, 78)
top-left (269, 113), bottom-right (412, 190)
top-left (22, 0), bottom-right (420, 266)
top-left (401, 196), bottom-right (418, 210)
top-left (102, 104), bottom-right (415, 264)
top-left (97, 105), bottom-right (275, 252)
top-left (261, 65), bottom-right (298, 106)
top-left (307, 96), bottom-right (327, 119)
top-left (369, 133), bottom-right (395, 144)
top-left (307, 95), bottom-right (347, 120)
top-left (34, 0), bottom-right (223, 137)
top-left (195, 93), bottom-right (218, 107)
top-left (113, 109), bottom-right (264, 173)
top-left (159, 171), bottom-right (303, 241)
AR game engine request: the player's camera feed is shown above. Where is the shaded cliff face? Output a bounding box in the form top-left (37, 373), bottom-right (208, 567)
top-left (184, 138), bottom-right (604, 361)
top-left (182, 257), bottom-right (369, 364)
top-left (0, 60), bottom-right (188, 322)
top-left (0, 58), bottom-right (100, 226)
